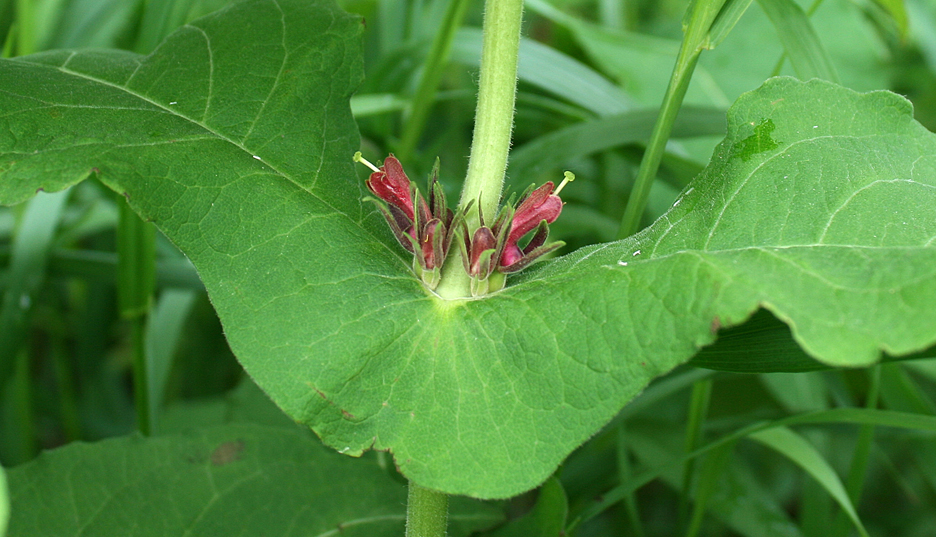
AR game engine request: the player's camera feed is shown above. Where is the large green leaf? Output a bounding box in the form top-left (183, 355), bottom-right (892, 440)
top-left (4, 423), bottom-right (501, 536)
top-left (0, 0), bottom-right (934, 499)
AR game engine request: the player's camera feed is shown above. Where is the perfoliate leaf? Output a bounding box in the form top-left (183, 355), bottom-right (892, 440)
top-left (0, 0), bottom-right (933, 498)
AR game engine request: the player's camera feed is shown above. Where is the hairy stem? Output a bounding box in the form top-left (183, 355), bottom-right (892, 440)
top-left (405, 481), bottom-right (449, 537)
top-left (458, 0), bottom-right (524, 222)
top-left (436, 0), bottom-right (524, 299)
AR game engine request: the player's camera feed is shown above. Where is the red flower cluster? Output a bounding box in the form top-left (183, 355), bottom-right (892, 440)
top-left (357, 153), bottom-right (463, 289)
top-left (461, 181), bottom-right (567, 295)
top-left (355, 153), bottom-right (571, 295)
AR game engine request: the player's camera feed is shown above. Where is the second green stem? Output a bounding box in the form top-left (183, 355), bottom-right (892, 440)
top-left (117, 200), bottom-right (156, 435)
top-left (616, 0), bottom-right (727, 239)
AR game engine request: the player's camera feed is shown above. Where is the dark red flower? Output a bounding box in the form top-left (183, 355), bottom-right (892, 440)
top-left (356, 152), bottom-right (572, 295)
top-left (355, 153), bottom-right (467, 290)
top-left (499, 181), bottom-right (564, 272)
top-left (468, 226), bottom-right (498, 277)
top-left (365, 154), bottom-right (414, 222)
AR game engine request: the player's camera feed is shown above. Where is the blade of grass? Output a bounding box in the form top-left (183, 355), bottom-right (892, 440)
top-left (569, 407), bottom-right (936, 532)
top-left (134, 0), bottom-right (190, 54)
top-left (907, 0), bottom-right (936, 72)
top-left (351, 93), bottom-right (410, 117)
top-left (14, 0), bottom-right (66, 54)
top-left (516, 91), bottom-right (596, 122)
top-left (626, 421), bottom-right (802, 537)
top-left (0, 189), bottom-right (71, 396)
top-left (879, 363), bottom-right (936, 414)
top-left (760, 371), bottom-right (829, 413)
top-left (598, 0), bottom-right (623, 29)
top-left (800, 471), bottom-right (832, 537)
top-left (507, 106), bottom-right (726, 183)
top-left (706, 0), bottom-right (755, 46)
top-left (45, 0), bottom-right (138, 49)
top-left (451, 27), bottom-right (633, 116)
top-left (396, 0), bottom-right (472, 161)
top-left (616, 368), bottom-right (716, 423)
top-left (1, 21), bottom-right (14, 58)
top-left (378, 0), bottom-right (409, 55)
top-left (146, 288), bottom-right (198, 434)
top-left (685, 440), bottom-right (735, 537)
top-left (749, 427), bottom-right (867, 537)
top-left (116, 202), bottom-right (156, 321)
top-left (830, 366), bottom-right (881, 537)
top-left (616, 0), bottom-right (730, 238)
top-left (527, 0), bottom-right (752, 108)
top-left (871, 0), bottom-right (909, 37)
top-left (5, 349), bottom-right (35, 464)
top-left (757, 0), bottom-right (838, 82)
top-left (615, 425), bottom-right (646, 537)
top-left (12, 0), bottom-right (35, 55)
top-left (768, 0), bottom-right (823, 77)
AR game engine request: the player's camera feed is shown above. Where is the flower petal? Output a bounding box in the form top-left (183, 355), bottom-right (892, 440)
top-left (365, 154), bottom-right (414, 221)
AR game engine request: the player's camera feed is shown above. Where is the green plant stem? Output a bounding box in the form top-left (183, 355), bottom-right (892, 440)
top-left (396, 0), bottom-right (473, 162)
top-left (435, 0), bottom-right (524, 299)
top-left (615, 425), bottom-right (646, 537)
top-left (405, 481), bottom-right (449, 537)
top-left (457, 0), bottom-right (524, 221)
top-left (616, 0), bottom-right (726, 239)
top-left (679, 378), bottom-right (712, 528)
top-left (117, 200), bottom-right (156, 436)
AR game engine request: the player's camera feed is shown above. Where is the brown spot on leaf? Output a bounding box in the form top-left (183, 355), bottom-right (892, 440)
top-left (210, 439), bottom-right (245, 466)
top-left (341, 409), bottom-right (356, 420)
top-left (711, 316), bottom-right (722, 334)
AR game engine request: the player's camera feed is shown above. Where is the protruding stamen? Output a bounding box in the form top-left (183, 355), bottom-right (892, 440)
top-left (555, 171), bottom-right (575, 196)
top-left (353, 151), bottom-right (381, 173)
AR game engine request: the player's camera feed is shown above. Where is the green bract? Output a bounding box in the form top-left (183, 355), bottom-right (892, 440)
top-left (0, 0), bottom-right (934, 499)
